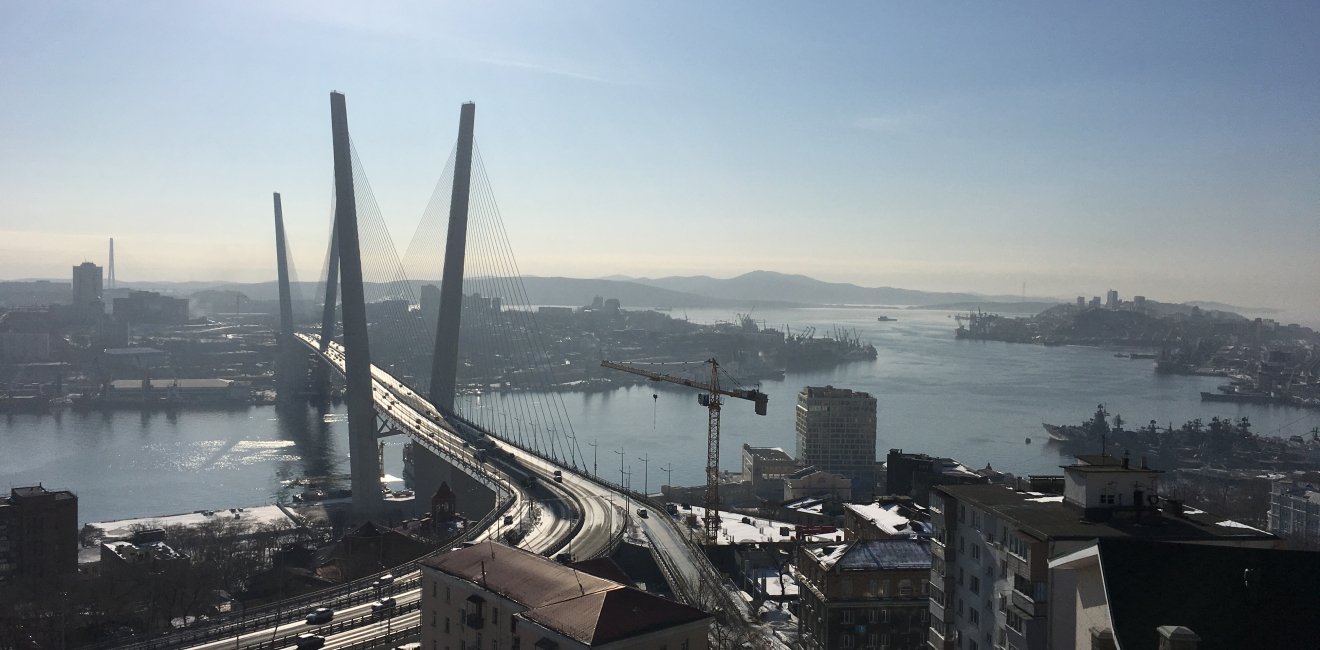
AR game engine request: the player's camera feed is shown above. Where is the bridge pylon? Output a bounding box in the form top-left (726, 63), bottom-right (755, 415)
top-left (272, 192), bottom-right (305, 397)
top-left (407, 103), bottom-right (478, 517)
top-left (329, 91), bottom-right (384, 518)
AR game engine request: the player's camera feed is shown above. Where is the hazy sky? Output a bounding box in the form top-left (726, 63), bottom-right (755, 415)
top-left (2, 2), bottom-right (1317, 311)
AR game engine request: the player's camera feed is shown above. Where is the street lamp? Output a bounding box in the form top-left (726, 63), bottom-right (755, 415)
top-left (588, 439), bottom-right (598, 479)
top-left (638, 453), bottom-right (649, 496)
top-left (613, 446), bottom-right (625, 487)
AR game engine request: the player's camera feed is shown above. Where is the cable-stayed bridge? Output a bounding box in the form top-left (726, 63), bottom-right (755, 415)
top-left (97, 92), bottom-right (766, 650)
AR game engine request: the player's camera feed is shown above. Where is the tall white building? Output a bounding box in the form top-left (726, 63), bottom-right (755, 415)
top-left (1268, 478), bottom-right (1320, 549)
top-left (796, 385), bottom-right (878, 494)
top-left (927, 454), bottom-right (1276, 650)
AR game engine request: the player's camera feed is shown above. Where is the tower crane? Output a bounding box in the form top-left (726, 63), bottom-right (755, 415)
top-left (601, 359), bottom-right (768, 544)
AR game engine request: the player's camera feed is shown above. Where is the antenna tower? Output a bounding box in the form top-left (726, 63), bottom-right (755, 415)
top-left (108, 238), bottom-right (116, 289)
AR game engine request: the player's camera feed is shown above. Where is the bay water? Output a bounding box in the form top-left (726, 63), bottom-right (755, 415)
top-left (4, 307), bottom-right (1317, 524)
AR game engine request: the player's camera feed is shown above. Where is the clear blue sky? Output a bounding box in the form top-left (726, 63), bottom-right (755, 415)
top-left (2, 2), bottom-right (1316, 313)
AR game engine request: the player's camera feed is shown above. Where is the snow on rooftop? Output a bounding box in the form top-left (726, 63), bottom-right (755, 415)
top-left (810, 544), bottom-right (851, 568)
top-left (90, 504), bottom-right (298, 540)
top-left (1216, 519), bottom-right (1269, 534)
top-left (674, 504), bottom-right (841, 545)
top-left (845, 502), bottom-right (912, 535)
top-left (1024, 496), bottom-right (1064, 503)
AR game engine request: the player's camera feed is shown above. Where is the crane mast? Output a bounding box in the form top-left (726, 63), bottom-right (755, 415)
top-left (601, 358), bottom-right (768, 544)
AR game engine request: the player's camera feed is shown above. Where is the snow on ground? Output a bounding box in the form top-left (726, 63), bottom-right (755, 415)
top-left (89, 504), bottom-right (299, 540)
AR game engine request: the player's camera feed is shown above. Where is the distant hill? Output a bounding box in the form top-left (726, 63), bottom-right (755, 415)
top-left (914, 301), bottom-right (1064, 314)
top-left (1182, 300), bottom-right (1280, 316)
top-left (194, 277), bottom-right (807, 310)
top-left (618, 270), bottom-right (1034, 307)
top-left (91, 272), bottom-right (1276, 318)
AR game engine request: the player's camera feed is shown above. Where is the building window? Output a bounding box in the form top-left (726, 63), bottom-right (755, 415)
top-left (431, 611), bottom-right (436, 628)
top-left (445, 617), bottom-right (450, 633)
top-left (843, 609), bottom-right (854, 624)
top-left (432, 582), bottom-right (437, 598)
top-left (841, 635), bottom-right (854, 648)
top-left (969, 576), bottom-right (980, 594)
top-left (493, 607), bottom-right (499, 625)
top-left (970, 608), bottom-right (980, 626)
top-left (446, 586), bottom-right (451, 603)
top-left (971, 544), bottom-right (980, 560)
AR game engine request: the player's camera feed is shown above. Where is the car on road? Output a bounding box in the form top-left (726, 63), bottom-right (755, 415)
top-left (294, 634), bottom-right (326, 649)
top-left (637, 508), bottom-right (648, 518)
top-left (372, 597), bottom-right (397, 614)
top-left (305, 607), bottom-right (333, 625)
top-left (374, 573), bottom-right (395, 586)
top-left (553, 470), bottom-right (563, 483)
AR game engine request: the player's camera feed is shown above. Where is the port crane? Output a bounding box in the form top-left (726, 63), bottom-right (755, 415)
top-left (601, 359), bottom-right (768, 543)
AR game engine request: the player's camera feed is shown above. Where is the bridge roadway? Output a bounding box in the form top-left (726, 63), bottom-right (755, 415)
top-left (154, 337), bottom-right (749, 650)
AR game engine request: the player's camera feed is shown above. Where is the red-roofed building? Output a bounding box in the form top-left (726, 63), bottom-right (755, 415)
top-left (420, 542), bottom-right (711, 649)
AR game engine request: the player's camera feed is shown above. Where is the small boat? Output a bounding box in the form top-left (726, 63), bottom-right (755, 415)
top-left (876, 316), bottom-right (897, 322)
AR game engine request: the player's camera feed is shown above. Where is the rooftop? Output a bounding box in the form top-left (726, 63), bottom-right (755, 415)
top-left (5, 485), bottom-right (76, 502)
top-left (743, 445), bottom-right (793, 462)
top-left (1090, 539), bottom-right (1320, 650)
top-left (423, 543), bottom-right (709, 645)
top-left (844, 502), bottom-right (929, 537)
top-left (936, 484), bottom-right (1274, 542)
top-left (806, 538), bottom-right (931, 571)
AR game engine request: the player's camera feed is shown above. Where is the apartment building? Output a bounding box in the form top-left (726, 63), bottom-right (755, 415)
top-left (1266, 478), bottom-right (1320, 549)
top-left (796, 386), bottom-right (878, 493)
top-left (927, 454), bottom-right (1276, 650)
top-left (797, 538), bottom-right (932, 650)
top-left (0, 485), bottom-right (78, 587)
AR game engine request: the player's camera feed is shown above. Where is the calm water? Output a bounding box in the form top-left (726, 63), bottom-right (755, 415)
top-left (5, 307), bottom-right (1319, 524)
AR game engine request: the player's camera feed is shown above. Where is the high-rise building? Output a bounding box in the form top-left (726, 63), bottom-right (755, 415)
top-left (0, 485), bottom-right (78, 586)
top-left (71, 261), bottom-right (103, 319)
top-left (796, 385), bottom-right (878, 493)
top-left (1105, 289), bottom-right (1119, 309)
top-left (1268, 478), bottom-right (1320, 549)
top-left (926, 454), bottom-right (1276, 650)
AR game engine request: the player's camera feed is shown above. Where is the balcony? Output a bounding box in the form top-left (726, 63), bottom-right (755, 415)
top-left (465, 612), bottom-right (485, 629)
top-left (1011, 575), bottom-right (1048, 618)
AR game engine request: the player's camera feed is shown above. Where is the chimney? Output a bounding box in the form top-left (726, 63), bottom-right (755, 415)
top-left (1156, 625), bottom-right (1200, 650)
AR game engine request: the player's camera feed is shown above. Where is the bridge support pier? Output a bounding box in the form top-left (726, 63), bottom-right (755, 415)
top-left (404, 441), bottom-right (496, 519)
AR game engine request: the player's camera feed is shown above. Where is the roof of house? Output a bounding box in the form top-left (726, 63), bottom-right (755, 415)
top-left (1096, 539), bottom-right (1320, 650)
top-left (424, 543), bottom-right (711, 644)
top-left (520, 584), bottom-right (709, 646)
